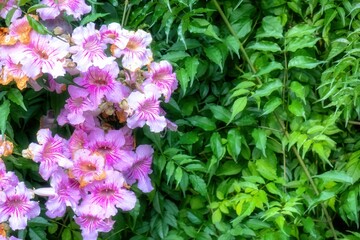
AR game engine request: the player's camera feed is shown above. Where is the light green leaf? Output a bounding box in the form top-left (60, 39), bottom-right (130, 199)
top-left (27, 3), bottom-right (48, 13)
top-left (189, 174), bottom-right (207, 197)
top-left (262, 97), bottom-right (282, 115)
top-left (256, 159), bottom-right (277, 180)
top-left (252, 129), bottom-right (267, 157)
top-left (288, 56), bottom-right (324, 69)
top-left (26, 15), bottom-right (52, 35)
top-left (212, 209), bottom-right (222, 223)
top-left (7, 89), bottom-right (27, 110)
top-left (256, 16), bottom-right (283, 39)
top-left (5, 8), bottom-right (17, 26)
top-left (204, 46), bottom-right (223, 72)
top-left (174, 167), bottom-right (183, 187)
top-left (216, 161), bottom-right (242, 176)
top-left (346, 151), bottom-right (360, 182)
top-left (185, 57), bottom-right (199, 87)
top-left (290, 81), bottom-right (307, 104)
top-left (288, 99), bottom-right (306, 118)
top-left (187, 116), bottom-right (216, 131)
top-left (0, 100), bottom-right (10, 135)
top-left (314, 170), bottom-right (353, 184)
top-left (312, 142), bottom-right (332, 166)
top-left (179, 131), bottom-right (199, 145)
top-left (287, 36), bottom-right (321, 52)
top-left (227, 129), bottom-right (242, 161)
top-left (166, 161), bottom-right (175, 184)
top-left (247, 41), bottom-right (282, 52)
top-left (228, 97), bottom-right (247, 124)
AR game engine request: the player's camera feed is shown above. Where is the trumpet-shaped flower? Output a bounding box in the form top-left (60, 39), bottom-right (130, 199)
top-left (0, 161), bottom-right (18, 191)
top-left (111, 29), bottom-right (153, 71)
top-left (70, 23), bottom-right (115, 72)
top-left (74, 204), bottom-right (114, 240)
top-left (25, 129), bottom-right (72, 180)
top-left (70, 149), bottom-right (106, 187)
top-left (143, 60), bottom-right (178, 102)
top-left (0, 182), bottom-right (40, 230)
top-left (83, 170), bottom-right (136, 218)
top-left (85, 128), bottom-right (134, 169)
top-left (0, 0), bottom-right (21, 23)
top-left (74, 62), bottom-right (129, 105)
top-left (126, 84), bottom-right (167, 132)
top-left (13, 31), bottom-right (69, 79)
top-left (123, 145), bottom-right (154, 193)
top-left (100, 22), bottom-right (128, 49)
top-left (37, 0), bottom-right (91, 20)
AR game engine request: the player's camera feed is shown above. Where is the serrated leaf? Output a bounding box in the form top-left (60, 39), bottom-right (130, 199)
top-left (186, 116), bottom-right (216, 131)
top-left (174, 167), bottom-right (183, 187)
top-left (225, 35), bottom-right (240, 58)
top-left (179, 131), bottom-right (199, 145)
top-left (256, 16), bottom-right (283, 39)
top-left (252, 79), bottom-right (283, 98)
top-left (189, 174), bottom-right (207, 197)
top-left (29, 228), bottom-right (47, 240)
top-left (227, 129), bottom-right (242, 161)
top-left (256, 159), bottom-right (277, 181)
top-left (247, 41), bottom-right (281, 52)
top-left (0, 100), bottom-right (10, 135)
top-left (252, 129), bottom-right (267, 157)
top-left (26, 15), bottom-right (52, 35)
top-left (212, 209), bottom-right (222, 223)
top-left (185, 57), bottom-right (199, 87)
top-left (262, 97), bottom-right (282, 115)
top-left (7, 88), bottom-right (27, 110)
top-left (204, 46), bottom-right (223, 72)
top-left (162, 51), bottom-right (190, 62)
top-left (287, 36), bottom-right (321, 52)
top-left (80, 13), bottom-right (109, 26)
top-left (228, 97), bottom-right (247, 124)
top-left (178, 17), bottom-right (189, 49)
top-left (346, 151), bottom-right (360, 182)
top-left (290, 81), bottom-right (307, 104)
top-left (166, 161), bottom-right (175, 184)
top-left (288, 56), bottom-right (324, 69)
top-left (216, 160), bottom-right (242, 176)
top-left (288, 99), bottom-right (306, 118)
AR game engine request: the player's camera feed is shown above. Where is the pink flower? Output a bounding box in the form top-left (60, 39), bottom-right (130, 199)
top-left (83, 170), bottom-right (137, 217)
top-left (58, 86), bottom-right (96, 125)
top-left (100, 22), bottom-right (128, 49)
top-left (111, 29), bottom-right (153, 71)
top-left (85, 128), bottom-right (134, 169)
top-left (35, 170), bottom-right (81, 218)
top-left (25, 129), bottom-right (72, 180)
top-left (13, 31), bottom-right (69, 79)
top-left (74, 62), bottom-right (130, 105)
top-left (70, 23), bottom-right (115, 72)
top-left (126, 84), bottom-right (167, 132)
top-left (143, 60), bottom-right (178, 102)
top-left (0, 182), bottom-right (40, 230)
top-left (74, 204), bottom-right (114, 240)
top-left (123, 145), bottom-right (154, 193)
top-left (37, 0), bottom-right (91, 20)
top-left (0, 162), bottom-right (18, 191)
top-left (0, 0), bottom-right (21, 22)
top-left (70, 149), bottom-right (106, 187)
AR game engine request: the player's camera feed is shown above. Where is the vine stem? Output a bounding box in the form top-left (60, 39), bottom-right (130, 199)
top-left (212, 0), bottom-right (337, 238)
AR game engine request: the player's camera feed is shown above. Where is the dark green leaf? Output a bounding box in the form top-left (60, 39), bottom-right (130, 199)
top-left (7, 88), bottom-right (27, 110)
top-left (227, 129), bottom-right (242, 161)
top-left (0, 100), bottom-right (10, 135)
top-left (229, 97), bottom-right (247, 124)
top-left (186, 116), bottom-right (216, 131)
top-left (204, 46), bottom-right (223, 72)
top-left (189, 174), bottom-right (207, 197)
top-left (252, 129), bottom-right (267, 157)
top-left (80, 13), bottom-right (110, 26)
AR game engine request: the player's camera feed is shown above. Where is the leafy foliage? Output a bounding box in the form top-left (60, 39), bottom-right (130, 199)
top-left (2, 0), bottom-right (360, 239)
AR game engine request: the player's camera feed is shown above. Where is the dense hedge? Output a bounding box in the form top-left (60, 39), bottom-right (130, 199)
top-left (1, 0), bottom-right (360, 239)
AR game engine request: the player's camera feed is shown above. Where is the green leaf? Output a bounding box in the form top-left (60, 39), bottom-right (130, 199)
top-left (166, 161), bottom-right (175, 184)
top-left (204, 46), bottom-right (223, 72)
top-left (314, 170), bottom-right (353, 184)
top-left (288, 56), bottom-right (324, 69)
top-left (247, 41), bottom-right (282, 52)
top-left (228, 97), bottom-right (247, 124)
top-left (174, 167), bottom-right (183, 187)
top-left (80, 13), bottom-right (110, 26)
top-left (209, 105), bottom-right (231, 123)
top-left (255, 61), bottom-right (284, 76)
top-left (211, 132), bottom-right (225, 160)
top-left (26, 15), bottom-right (52, 35)
top-left (212, 209), bottom-right (222, 223)
top-left (216, 161), bottom-right (242, 176)
top-left (346, 151), bottom-right (360, 182)
top-left (27, 3), bottom-right (48, 13)
top-left (185, 57), bottom-right (199, 87)
top-left (179, 131), bottom-right (199, 145)
top-left (252, 79), bottom-right (282, 98)
top-left (186, 116), bottom-right (216, 131)
top-left (29, 228), bottom-right (47, 240)
top-left (162, 51), bottom-right (190, 62)
top-left (252, 129), bottom-right (267, 157)
top-left (0, 100), bottom-right (10, 135)
top-left (225, 35), bottom-right (240, 58)
top-left (288, 99), bottom-right (306, 118)
top-left (312, 142), bottom-right (332, 166)
top-left (290, 81), bottom-right (307, 104)
top-left (189, 174), bottom-right (207, 197)
top-left (176, 68), bottom-right (190, 95)
top-left (287, 35), bottom-right (321, 52)
top-left (256, 16), bottom-right (283, 39)
top-left (262, 97), bottom-right (282, 115)
top-left (256, 159), bottom-right (277, 181)
top-left (178, 17), bottom-right (189, 48)
top-left (5, 8), bottom-right (17, 26)
top-left (7, 88), bottom-right (27, 110)
top-left (227, 129), bottom-right (242, 161)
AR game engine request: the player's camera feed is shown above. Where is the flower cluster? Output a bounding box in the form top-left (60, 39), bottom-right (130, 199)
top-left (0, 1), bottom-right (178, 239)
